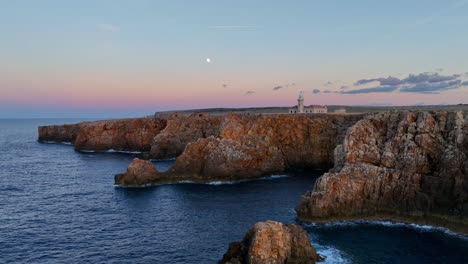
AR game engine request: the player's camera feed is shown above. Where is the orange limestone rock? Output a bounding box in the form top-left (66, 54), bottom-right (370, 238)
top-left (149, 113), bottom-right (223, 159)
top-left (115, 113), bottom-right (364, 185)
top-left (39, 117), bottom-right (167, 152)
top-left (115, 158), bottom-right (161, 186)
top-left (296, 110), bottom-right (468, 234)
top-left (218, 220), bottom-right (321, 264)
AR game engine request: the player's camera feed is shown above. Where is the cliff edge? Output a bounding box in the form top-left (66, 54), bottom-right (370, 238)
top-left (115, 113), bottom-right (364, 185)
top-left (296, 110), bottom-right (468, 233)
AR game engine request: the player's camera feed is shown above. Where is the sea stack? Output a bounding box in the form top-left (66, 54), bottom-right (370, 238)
top-left (219, 221), bottom-right (321, 264)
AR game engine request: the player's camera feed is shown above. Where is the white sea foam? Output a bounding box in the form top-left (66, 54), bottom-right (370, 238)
top-left (106, 149), bottom-right (142, 154)
top-left (303, 220), bottom-right (468, 240)
top-left (316, 245), bottom-right (351, 264)
top-left (269, 174), bottom-right (288, 179)
top-left (40, 141), bottom-right (73, 145)
top-left (205, 174), bottom-right (288, 185)
top-left (79, 149), bottom-right (142, 154)
top-left (115, 174), bottom-right (289, 188)
top-left (79, 150), bottom-right (96, 153)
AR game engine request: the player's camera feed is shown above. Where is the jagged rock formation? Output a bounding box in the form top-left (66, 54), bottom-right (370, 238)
top-left (74, 118), bottom-right (167, 152)
top-left (149, 113), bottom-right (223, 159)
top-left (115, 114), bottom-right (364, 185)
top-left (218, 220), bottom-right (320, 264)
top-left (38, 124), bottom-right (81, 143)
top-left (296, 110), bottom-right (468, 233)
top-left (115, 158), bottom-right (162, 186)
top-left (38, 118), bottom-right (167, 152)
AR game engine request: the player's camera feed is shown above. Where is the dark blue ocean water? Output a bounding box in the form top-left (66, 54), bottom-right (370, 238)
top-left (0, 119), bottom-right (467, 264)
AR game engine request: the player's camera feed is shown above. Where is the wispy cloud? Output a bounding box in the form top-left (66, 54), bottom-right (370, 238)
top-left (341, 85), bottom-right (399, 94)
top-left (272, 83), bottom-right (296, 91)
top-left (354, 76), bottom-right (402, 86)
top-left (312, 89), bottom-right (320, 94)
top-left (345, 71), bottom-right (467, 94)
top-left (208, 25), bottom-right (262, 30)
top-left (245, 90), bottom-right (255, 95)
top-left (400, 80), bottom-right (462, 93)
top-left (97, 23), bottom-right (119, 33)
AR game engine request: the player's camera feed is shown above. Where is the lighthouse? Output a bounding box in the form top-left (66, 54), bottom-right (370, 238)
top-left (297, 91), bottom-right (304, 113)
top-left (288, 91), bottom-right (328, 114)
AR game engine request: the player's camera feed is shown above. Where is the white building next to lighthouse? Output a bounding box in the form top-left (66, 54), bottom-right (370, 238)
top-left (288, 92), bottom-right (328, 114)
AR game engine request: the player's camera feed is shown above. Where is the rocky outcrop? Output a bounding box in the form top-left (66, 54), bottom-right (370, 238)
top-left (38, 118), bottom-right (167, 152)
top-left (115, 114), bottom-right (364, 185)
top-left (115, 158), bottom-right (162, 186)
top-left (149, 113), bottom-right (223, 159)
top-left (38, 124), bottom-right (81, 143)
top-left (296, 111), bottom-right (468, 233)
top-left (218, 220), bottom-right (320, 264)
top-left (74, 118), bottom-right (166, 152)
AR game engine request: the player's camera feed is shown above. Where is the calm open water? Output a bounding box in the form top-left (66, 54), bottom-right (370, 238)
top-left (0, 119), bottom-right (467, 264)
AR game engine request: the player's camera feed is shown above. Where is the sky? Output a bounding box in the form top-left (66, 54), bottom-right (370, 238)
top-left (1, 0), bottom-right (468, 118)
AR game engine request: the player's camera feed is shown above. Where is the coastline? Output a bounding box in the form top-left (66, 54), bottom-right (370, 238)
top-left (297, 213), bottom-right (468, 235)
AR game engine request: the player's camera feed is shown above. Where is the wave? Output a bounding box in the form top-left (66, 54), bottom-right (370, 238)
top-left (303, 220), bottom-right (468, 240)
top-left (40, 141), bottom-right (73, 145)
top-left (206, 174), bottom-right (288, 185)
top-left (115, 174), bottom-right (289, 188)
top-left (315, 244), bottom-right (351, 264)
top-left (166, 174), bottom-right (288, 186)
top-left (78, 149), bottom-right (142, 154)
top-left (106, 149), bottom-right (142, 154)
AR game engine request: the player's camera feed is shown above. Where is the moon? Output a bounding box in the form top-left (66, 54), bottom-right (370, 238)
top-left (206, 58), bottom-right (211, 63)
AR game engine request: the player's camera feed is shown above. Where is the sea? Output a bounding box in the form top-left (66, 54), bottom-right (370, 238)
top-left (0, 119), bottom-right (467, 264)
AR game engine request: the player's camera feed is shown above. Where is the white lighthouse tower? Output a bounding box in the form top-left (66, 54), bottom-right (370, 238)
top-left (297, 91), bottom-right (304, 113)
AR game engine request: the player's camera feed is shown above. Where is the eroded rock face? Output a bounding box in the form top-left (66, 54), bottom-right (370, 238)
top-left (219, 220), bottom-right (320, 264)
top-left (149, 113), bottom-right (223, 159)
top-left (115, 113), bottom-right (364, 185)
top-left (296, 111), bottom-right (468, 233)
top-left (38, 124), bottom-right (81, 143)
top-left (75, 118), bottom-right (167, 152)
top-left (39, 118), bottom-right (167, 152)
top-left (167, 114), bottom-right (363, 179)
top-left (115, 158), bottom-right (161, 186)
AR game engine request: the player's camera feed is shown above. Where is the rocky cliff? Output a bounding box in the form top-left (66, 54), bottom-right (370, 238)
top-left (74, 118), bottom-right (167, 152)
top-left (39, 117), bottom-right (167, 152)
top-left (296, 110), bottom-right (468, 233)
top-left (149, 113), bottom-right (223, 159)
top-left (38, 123), bottom-right (81, 143)
top-left (218, 220), bottom-right (320, 264)
top-left (115, 113), bottom-right (364, 185)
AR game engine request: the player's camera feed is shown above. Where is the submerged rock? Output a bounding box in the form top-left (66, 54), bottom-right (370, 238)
top-left (296, 110), bottom-right (468, 233)
top-left (219, 221), bottom-right (320, 264)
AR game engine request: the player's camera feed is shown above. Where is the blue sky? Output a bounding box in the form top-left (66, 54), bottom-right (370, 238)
top-left (1, 0), bottom-right (467, 118)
